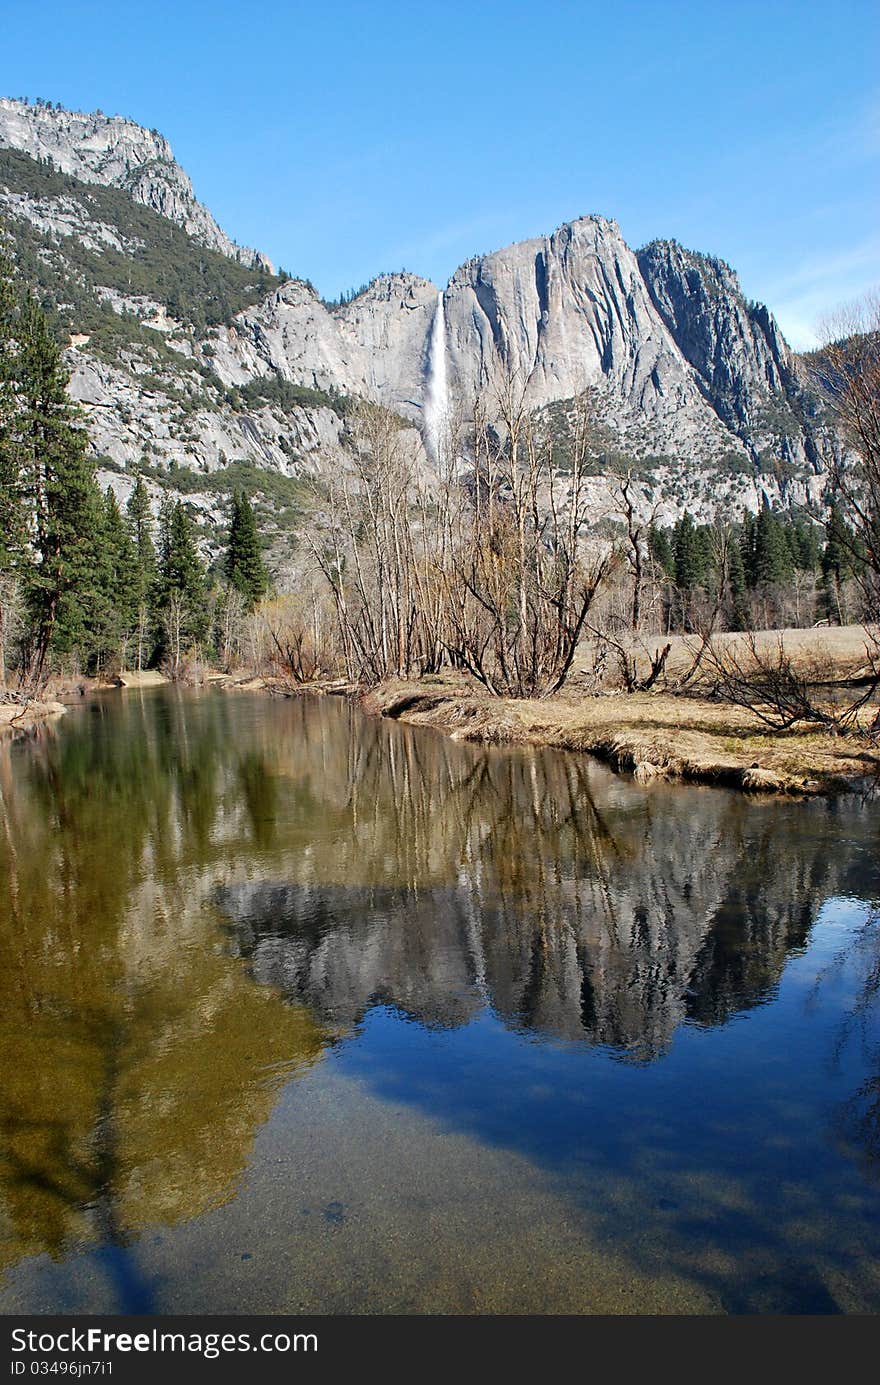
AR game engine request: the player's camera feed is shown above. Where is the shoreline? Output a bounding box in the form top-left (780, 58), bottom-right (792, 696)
top-left (7, 671), bottom-right (878, 798)
top-left (0, 698), bottom-right (67, 738)
top-left (360, 678), bottom-right (880, 797)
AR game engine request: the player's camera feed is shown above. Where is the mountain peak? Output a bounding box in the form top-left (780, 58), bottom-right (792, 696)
top-left (0, 96), bottom-right (272, 272)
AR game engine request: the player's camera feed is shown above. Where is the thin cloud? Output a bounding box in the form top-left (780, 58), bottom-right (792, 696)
top-left (761, 233), bottom-right (880, 347)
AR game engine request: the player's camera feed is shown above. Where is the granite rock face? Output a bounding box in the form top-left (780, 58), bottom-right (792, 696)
top-left (217, 214), bottom-right (828, 495)
top-left (443, 217), bottom-right (740, 456)
top-left (637, 239), bottom-right (822, 470)
top-left (0, 97), bottom-right (835, 530)
top-left (0, 97), bottom-right (271, 269)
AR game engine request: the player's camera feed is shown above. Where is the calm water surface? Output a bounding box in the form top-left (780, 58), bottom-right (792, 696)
top-left (0, 687), bottom-right (879, 1314)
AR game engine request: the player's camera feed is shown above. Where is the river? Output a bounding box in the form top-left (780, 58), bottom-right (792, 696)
top-left (0, 686), bottom-right (878, 1313)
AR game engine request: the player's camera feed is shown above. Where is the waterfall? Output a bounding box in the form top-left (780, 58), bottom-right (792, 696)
top-left (423, 290), bottom-right (449, 463)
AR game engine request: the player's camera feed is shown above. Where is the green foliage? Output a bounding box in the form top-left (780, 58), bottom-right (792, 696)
top-left (727, 538), bottom-right (749, 631)
top-left (134, 457), bottom-right (310, 522)
top-left (235, 372), bottom-right (350, 418)
top-left (126, 473), bottom-right (158, 603)
top-left (157, 497), bottom-right (209, 643)
top-left (0, 245), bottom-right (23, 569)
top-left (648, 524), bottom-right (674, 579)
top-left (1, 288), bottom-right (104, 676)
top-left (752, 506), bottom-right (794, 586)
top-left (93, 487), bottom-right (140, 660)
top-left (822, 503), bottom-right (857, 587)
top-left (672, 512), bottom-right (707, 590)
top-left (0, 148), bottom-right (283, 333)
top-left (226, 490), bottom-right (268, 608)
top-left (648, 506), bottom-right (826, 633)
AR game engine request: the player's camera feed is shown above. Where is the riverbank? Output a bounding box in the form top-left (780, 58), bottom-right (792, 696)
top-left (0, 697), bottom-right (66, 737)
top-left (362, 677), bottom-right (880, 796)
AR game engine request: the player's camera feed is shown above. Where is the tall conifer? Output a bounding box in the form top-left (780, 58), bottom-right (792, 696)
top-left (226, 489), bottom-right (267, 608)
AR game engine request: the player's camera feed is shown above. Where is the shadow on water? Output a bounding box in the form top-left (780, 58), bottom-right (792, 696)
top-left (1, 686), bottom-right (879, 1311)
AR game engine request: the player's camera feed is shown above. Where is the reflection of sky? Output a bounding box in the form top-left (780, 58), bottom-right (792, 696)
top-left (2, 690), bottom-right (879, 1315)
top-left (3, 902), bottom-right (878, 1315)
top-left (312, 900), bottom-right (880, 1311)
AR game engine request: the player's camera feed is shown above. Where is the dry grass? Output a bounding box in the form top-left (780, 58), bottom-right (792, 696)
top-left (363, 673), bottom-right (880, 797)
top-left (0, 699), bottom-right (66, 736)
top-left (578, 624), bottom-right (876, 685)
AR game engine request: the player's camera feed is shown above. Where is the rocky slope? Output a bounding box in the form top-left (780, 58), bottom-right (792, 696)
top-left (0, 97), bottom-right (836, 549)
top-left (0, 97), bottom-right (271, 269)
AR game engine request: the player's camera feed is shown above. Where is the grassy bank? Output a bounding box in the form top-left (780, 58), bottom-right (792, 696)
top-left (362, 676), bottom-right (880, 796)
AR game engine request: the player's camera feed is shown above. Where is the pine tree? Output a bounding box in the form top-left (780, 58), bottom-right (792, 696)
top-left (158, 500), bottom-right (208, 671)
top-left (0, 250), bottom-right (23, 685)
top-left (96, 487), bottom-right (139, 665)
top-left (727, 538), bottom-right (749, 631)
top-left (225, 489), bottom-right (268, 608)
top-left (673, 512), bottom-right (702, 590)
top-left (821, 502), bottom-right (858, 624)
top-left (740, 512), bottom-right (758, 589)
top-left (160, 501), bottom-right (206, 610)
top-left (0, 248), bottom-right (20, 571)
top-left (11, 295), bottom-right (103, 680)
top-left (127, 475), bottom-right (156, 591)
top-left (125, 475), bottom-right (158, 669)
top-left (648, 524), bottom-right (674, 579)
top-left (753, 507), bottom-right (793, 586)
top-left (791, 519), bottom-right (821, 572)
top-left (694, 524), bottom-right (716, 592)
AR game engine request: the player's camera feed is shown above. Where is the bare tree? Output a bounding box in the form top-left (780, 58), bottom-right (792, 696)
top-left (444, 381), bottom-right (610, 697)
top-left (607, 472), bottom-right (661, 632)
top-left (259, 589), bottom-right (337, 684)
top-left (704, 631), bottom-right (880, 733)
top-left (814, 293), bottom-right (880, 620)
top-left (306, 402), bottom-right (435, 682)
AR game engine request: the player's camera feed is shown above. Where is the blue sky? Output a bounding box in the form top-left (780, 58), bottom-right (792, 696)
top-left (1, 0), bottom-right (877, 346)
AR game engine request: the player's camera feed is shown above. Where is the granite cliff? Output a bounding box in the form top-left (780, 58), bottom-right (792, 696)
top-left (0, 97), bottom-right (835, 556)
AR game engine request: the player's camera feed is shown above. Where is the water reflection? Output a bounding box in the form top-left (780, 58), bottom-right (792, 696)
top-left (0, 692), bottom-right (324, 1284)
top-left (0, 688), bottom-right (878, 1311)
top-left (214, 700), bottom-right (875, 1060)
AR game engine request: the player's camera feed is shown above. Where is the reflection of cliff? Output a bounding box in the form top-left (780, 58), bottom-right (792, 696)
top-left (1, 687), bottom-right (876, 1279)
top-left (0, 693), bottom-right (325, 1277)
top-left (222, 883), bottom-right (482, 1030)
top-left (213, 697), bottom-right (873, 1061)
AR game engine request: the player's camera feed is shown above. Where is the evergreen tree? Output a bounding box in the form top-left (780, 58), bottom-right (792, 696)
top-left (96, 487), bottom-right (139, 664)
top-left (647, 524), bottom-right (674, 579)
top-left (126, 475), bottom-right (157, 602)
top-left (822, 503), bottom-right (853, 588)
top-left (11, 295), bottom-right (103, 678)
top-left (0, 248), bottom-right (19, 568)
top-left (791, 519), bottom-right (821, 572)
top-left (0, 250), bottom-right (23, 684)
top-left (694, 524), bottom-right (716, 592)
top-left (753, 507), bottom-right (793, 587)
top-left (158, 500), bottom-right (208, 663)
top-left (225, 489), bottom-right (268, 608)
top-left (740, 512), bottom-right (758, 589)
top-left (821, 502), bottom-right (858, 624)
top-left (125, 474), bottom-right (158, 669)
top-left (726, 538), bottom-right (749, 631)
top-left (673, 512), bottom-right (702, 590)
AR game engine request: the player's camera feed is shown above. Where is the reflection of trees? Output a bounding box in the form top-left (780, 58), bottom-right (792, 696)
top-left (2, 686), bottom-right (877, 1287)
top-left (218, 697), bottom-right (875, 1061)
top-left (0, 692), bottom-right (325, 1284)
